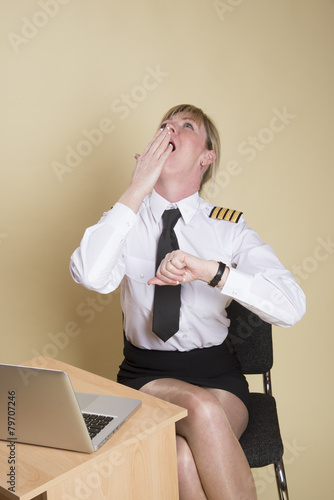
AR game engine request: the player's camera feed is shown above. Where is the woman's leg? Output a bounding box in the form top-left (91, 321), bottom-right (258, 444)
top-left (140, 378), bottom-right (257, 500)
top-left (176, 435), bottom-right (207, 499)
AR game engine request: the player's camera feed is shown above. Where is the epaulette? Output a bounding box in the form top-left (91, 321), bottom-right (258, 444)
top-left (209, 206), bottom-right (243, 223)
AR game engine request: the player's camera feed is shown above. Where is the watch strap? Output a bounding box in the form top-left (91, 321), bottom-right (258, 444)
top-left (208, 261), bottom-right (226, 287)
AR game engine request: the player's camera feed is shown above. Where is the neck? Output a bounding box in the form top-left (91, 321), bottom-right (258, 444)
top-left (154, 179), bottom-right (200, 203)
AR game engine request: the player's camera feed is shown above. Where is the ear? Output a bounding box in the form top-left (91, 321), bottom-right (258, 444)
top-left (200, 150), bottom-right (216, 170)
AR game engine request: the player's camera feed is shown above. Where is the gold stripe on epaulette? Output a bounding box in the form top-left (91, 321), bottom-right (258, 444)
top-left (209, 207), bottom-right (243, 223)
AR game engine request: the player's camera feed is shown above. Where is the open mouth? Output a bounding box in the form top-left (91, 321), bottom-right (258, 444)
top-left (169, 140), bottom-right (176, 152)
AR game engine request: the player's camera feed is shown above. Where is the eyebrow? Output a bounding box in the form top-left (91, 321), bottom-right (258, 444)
top-left (161, 116), bottom-right (199, 126)
top-left (180, 116), bottom-right (198, 124)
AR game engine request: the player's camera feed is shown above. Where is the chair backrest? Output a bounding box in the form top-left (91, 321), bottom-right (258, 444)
top-left (226, 300), bottom-right (273, 375)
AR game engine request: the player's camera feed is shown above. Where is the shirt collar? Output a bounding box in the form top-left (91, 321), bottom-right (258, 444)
top-left (150, 190), bottom-right (200, 225)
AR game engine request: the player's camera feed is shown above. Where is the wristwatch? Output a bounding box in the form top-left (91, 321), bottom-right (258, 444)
top-left (208, 261), bottom-right (226, 287)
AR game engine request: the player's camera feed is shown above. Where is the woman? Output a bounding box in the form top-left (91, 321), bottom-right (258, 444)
top-left (70, 104), bottom-right (306, 499)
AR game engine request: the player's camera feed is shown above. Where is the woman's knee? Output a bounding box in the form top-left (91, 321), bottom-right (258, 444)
top-left (140, 378), bottom-right (231, 431)
top-left (178, 388), bottom-right (228, 431)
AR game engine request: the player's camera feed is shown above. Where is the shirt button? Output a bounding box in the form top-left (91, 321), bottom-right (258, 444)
top-left (182, 334), bottom-right (187, 338)
top-left (140, 273), bottom-right (144, 278)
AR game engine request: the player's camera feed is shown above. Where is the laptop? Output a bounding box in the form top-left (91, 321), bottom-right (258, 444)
top-left (0, 363), bottom-right (142, 453)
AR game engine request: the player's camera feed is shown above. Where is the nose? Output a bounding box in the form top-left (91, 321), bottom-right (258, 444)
top-left (166, 123), bottom-right (176, 134)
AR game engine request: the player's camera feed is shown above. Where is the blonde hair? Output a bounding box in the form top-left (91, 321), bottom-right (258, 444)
top-left (159, 104), bottom-right (221, 192)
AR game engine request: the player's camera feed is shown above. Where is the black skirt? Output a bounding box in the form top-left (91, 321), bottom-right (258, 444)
top-left (117, 339), bottom-right (250, 410)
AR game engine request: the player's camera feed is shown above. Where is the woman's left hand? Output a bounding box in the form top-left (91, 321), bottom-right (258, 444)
top-left (148, 250), bottom-right (224, 286)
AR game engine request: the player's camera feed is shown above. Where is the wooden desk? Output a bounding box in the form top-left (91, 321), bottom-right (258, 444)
top-left (0, 357), bottom-right (187, 500)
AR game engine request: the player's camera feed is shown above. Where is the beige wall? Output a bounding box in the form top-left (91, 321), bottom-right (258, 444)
top-left (1, 0), bottom-right (333, 498)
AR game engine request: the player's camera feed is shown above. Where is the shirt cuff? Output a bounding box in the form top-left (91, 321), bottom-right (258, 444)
top-left (220, 267), bottom-right (253, 302)
top-left (103, 202), bottom-right (137, 235)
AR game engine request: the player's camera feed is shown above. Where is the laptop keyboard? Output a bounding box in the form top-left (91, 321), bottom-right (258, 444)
top-left (82, 413), bottom-right (114, 439)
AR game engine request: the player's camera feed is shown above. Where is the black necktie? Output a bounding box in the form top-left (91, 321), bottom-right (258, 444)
top-left (152, 208), bottom-right (182, 341)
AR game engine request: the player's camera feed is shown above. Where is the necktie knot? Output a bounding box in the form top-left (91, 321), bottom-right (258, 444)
top-left (162, 208), bottom-right (181, 231)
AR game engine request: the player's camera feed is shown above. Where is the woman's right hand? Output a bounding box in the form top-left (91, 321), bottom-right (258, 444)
top-left (118, 126), bottom-right (173, 212)
top-left (131, 126), bottom-right (173, 193)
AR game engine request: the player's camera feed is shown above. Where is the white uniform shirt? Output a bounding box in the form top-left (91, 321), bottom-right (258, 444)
top-left (70, 190), bottom-right (306, 351)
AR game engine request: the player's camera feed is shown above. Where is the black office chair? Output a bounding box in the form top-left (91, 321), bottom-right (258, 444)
top-left (226, 300), bottom-right (289, 500)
